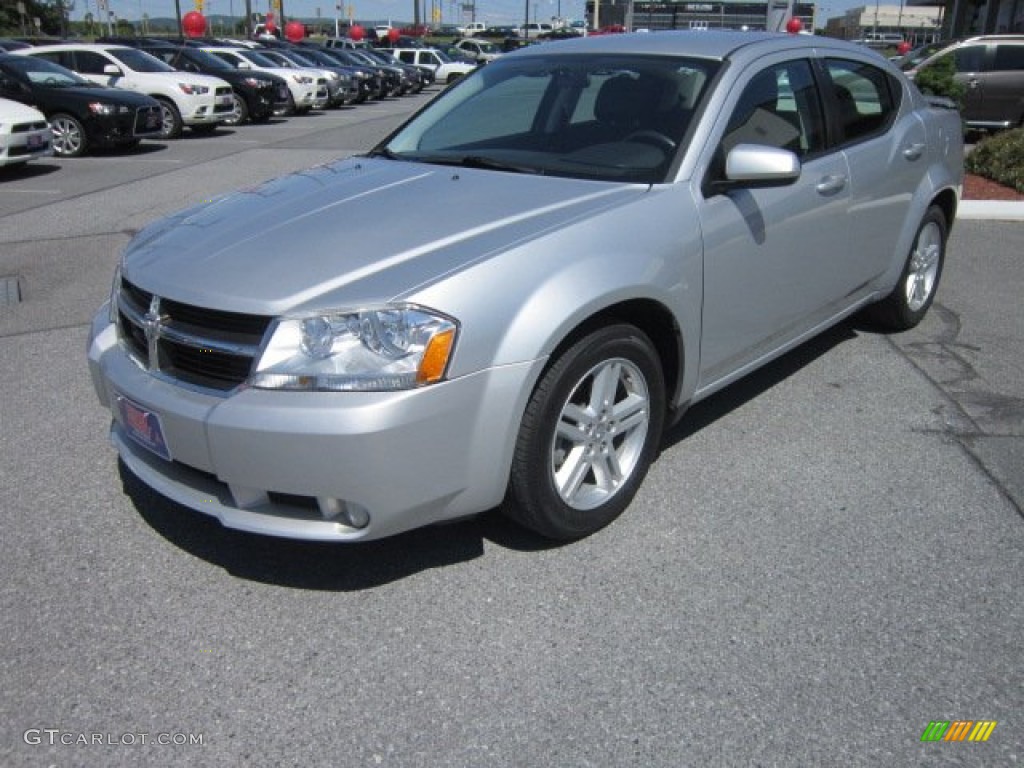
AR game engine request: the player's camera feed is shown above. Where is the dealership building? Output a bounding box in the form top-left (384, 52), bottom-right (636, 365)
top-left (589, 0), bottom-right (1022, 36)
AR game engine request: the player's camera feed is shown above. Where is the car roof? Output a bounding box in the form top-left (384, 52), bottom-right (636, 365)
top-left (505, 30), bottom-right (873, 62)
top-left (16, 42), bottom-right (133, 53)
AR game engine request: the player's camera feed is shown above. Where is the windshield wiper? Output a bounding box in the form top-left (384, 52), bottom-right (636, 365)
top-left (416, 154), bottom-right (543, 175)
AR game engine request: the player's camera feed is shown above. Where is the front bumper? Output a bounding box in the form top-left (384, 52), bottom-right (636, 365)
top-left (88, 310), bottom-right (540, 542)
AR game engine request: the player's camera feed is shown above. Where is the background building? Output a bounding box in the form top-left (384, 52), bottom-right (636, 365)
top-left (823, 4), bottom-right (945, 44)
top-left (589, 1), bottom-right (815, 32)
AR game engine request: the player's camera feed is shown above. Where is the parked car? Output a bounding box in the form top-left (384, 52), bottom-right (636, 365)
top-left (452, 38), bottom-right (502, 62)
top-left (303, 44), bottom-right (384, 102)
top-left (88, 31), bottom-right (962, 543)
top-left (519, 22), bottom-right (554, 38)
top-left (457, 21), bottom-right (488, 37)
top-left (390, 47), bottom-right (476, 83)
top-left (0, 96), bottom-right (51, 167)
top-left (201, 47), bottom-right (328, 114)
top-left (137, 44), bottom-right (290, 126)
top-left (907, 35), bottom-right (1024, 131)
top-left (14, 43), bottom-right (234, 139)
top-left (253, 47), bottom-right (356, 107)
top-left (360, 47), bottom-right (432, 92)
top-left (0, 53), bottom-right (161, 156)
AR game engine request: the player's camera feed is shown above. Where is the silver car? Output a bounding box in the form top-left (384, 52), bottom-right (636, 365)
top-left (87, 31), bottom-right (963, 543)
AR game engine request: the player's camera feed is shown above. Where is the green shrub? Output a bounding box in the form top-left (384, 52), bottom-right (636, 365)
top-left (915, 56), bottom-right (966, 111)
top-left (965, 129), bottom-right (1024, 194)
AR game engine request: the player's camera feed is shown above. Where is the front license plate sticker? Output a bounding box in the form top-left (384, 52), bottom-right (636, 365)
top-left (116, 395), bottom-right (171, 461)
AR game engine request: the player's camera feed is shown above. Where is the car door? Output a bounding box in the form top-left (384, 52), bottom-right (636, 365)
top-left (696, 56), bottom-right (853, 389)
top-left (981, 43), bottom-right (1024, 126)
top-left (824, 57), bottom-right (919, 288)
top-left (70, 49), bottom-right (122, 88)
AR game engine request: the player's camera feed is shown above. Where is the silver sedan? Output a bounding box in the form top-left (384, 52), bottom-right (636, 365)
top-left (87, 31), bottom-right (963, 542)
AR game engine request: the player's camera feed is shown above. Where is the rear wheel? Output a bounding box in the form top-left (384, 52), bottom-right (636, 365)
top-left (50, 112), bottom-right (87, 157)
top-left (503, 324), bottom-right (665, 540)
top-left (866, 205), bottom-right (947, 330)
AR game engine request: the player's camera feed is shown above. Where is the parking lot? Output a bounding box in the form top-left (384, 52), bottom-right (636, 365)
top-left (1, 89), bottom-right (1022, 766)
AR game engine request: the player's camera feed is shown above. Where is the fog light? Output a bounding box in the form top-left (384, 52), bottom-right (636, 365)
top-left (317, 497), bottom-right (370, 529)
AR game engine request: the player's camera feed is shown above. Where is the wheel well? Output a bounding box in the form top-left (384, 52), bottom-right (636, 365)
top-left (546, 300), bottom-right (683, 412)
top-left (932, 187), bottom-right (957, 227)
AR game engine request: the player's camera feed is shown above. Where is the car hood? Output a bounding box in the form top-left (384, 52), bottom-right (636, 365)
top-left (123, 156), bottom-right (648, 316)
top-left (38, 84), bottom-right (158, 105)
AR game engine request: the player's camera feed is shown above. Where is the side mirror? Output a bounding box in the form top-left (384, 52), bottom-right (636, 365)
top-left (725, 144), bottom-right (801, 184)
top-left (103, 63), bottom-right (122, 76)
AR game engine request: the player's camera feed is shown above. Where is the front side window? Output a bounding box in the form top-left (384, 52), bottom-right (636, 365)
top-left (825, 58), bottom-right (899, 144)
top-left (384, 54), bottom-right (718, 183)
top-left (721, 59), bottom-right (825, 157)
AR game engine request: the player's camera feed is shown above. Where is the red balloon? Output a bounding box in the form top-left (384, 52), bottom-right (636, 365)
top-left (265, 20), bottom-right (278, 33)
top-left (785, 17), bottom-right (803, 34)
top-left (349, 24), bottom-right (365, 41)
top-left (182, 10), bottom-right (207, 38)
top-left (897, 40), bottom-right (911, 55)
top-left (285, 20), bottom-right (305, 41)
top-left (387, 27), bottom-right (400, 43)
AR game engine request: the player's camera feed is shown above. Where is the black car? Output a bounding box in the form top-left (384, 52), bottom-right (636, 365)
top-left (0, 52), bottom-right (162, 157)
top-left (137, 44), bottom-right (291, 125)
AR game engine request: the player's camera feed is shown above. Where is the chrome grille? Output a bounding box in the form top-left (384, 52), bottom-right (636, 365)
top-left (116, 278), bottom-right (272, 392)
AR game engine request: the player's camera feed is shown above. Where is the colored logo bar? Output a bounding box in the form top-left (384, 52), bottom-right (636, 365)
top-left (921, 721), bottom-right (997, 742)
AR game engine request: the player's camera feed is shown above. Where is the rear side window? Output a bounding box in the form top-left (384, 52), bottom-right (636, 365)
top-left (825, 59), bottom-right (899, 144)
top-left (993, 45), bottom-right (1024, 71)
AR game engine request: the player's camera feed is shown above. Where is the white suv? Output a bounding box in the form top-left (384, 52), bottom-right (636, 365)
top-left (203, 48), bottom-right (329, 115)
top-left (390, 48), bottom-right (476, 84)
top-left (15, 44), bottom-right (233, 138)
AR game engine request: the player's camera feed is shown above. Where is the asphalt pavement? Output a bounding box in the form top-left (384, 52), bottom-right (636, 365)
top-left (1, 93), bottom-right (1021, 767)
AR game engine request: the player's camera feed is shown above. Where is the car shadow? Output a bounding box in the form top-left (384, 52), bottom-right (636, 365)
top-left (120, 460), bottom-right (563, 591)
top-left (0, 160), bottom-right (61, 179)
top-left (120, 318), bottom-right (861, 590)
top-left (662, 318), bottom-right (859, 449)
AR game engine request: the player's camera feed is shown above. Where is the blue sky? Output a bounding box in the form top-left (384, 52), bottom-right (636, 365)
top-left (76, 0), bottom-right (866, 30)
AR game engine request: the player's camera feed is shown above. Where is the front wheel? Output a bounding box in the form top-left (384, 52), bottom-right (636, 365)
top-left (866, 205), bottom-right (947, 330)
top-left (49, 112), bottom-right (87, 157)
top-left (156, 98), bottom-right (183, 139)
top-left (223, 93), bottom-right (249, 126)
top-left (503, 324), bottom-right (666, 540)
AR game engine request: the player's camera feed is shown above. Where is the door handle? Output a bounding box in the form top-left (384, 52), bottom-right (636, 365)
top-left (815, 175), bottom-right (847, 195)
top-left (903, 143), bottom-right (926, 160)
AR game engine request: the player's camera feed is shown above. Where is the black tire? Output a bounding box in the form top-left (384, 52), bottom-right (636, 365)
top-left (156, 97), bottom-right (183, 139)
top-left (223, 93), bottom-right (249, 126)
top-left (503, 324), bottom-right (666, 540)
top-left (866, 205), bottom-right (947, 331)
top-left (49, 112), bottom-right (88, 157)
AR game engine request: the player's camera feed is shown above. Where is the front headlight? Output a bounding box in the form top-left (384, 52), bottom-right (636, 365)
top-left (292, 74), bottom-right (313, 84)
top-left (88, 101), bottom-right (116, 115)
top-left (178, 83), bottom-right (210, 95)
top-left (250, 305), bottom-right (458, 392)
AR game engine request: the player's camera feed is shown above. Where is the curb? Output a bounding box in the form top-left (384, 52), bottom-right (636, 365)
top-left (957, 200), bottom-right (1024, 221)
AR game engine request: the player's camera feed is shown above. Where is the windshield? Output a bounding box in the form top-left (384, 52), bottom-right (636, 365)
top-left (183, 48), bottom-right (232, 71)
top-left (235, 50), bottom-right (282, 68)
top-left (109, 47), bottom-right (176, 73)
top-left (382, 54), bottom-right (717, 184)
top-left (1, 55), bottom-right (89, 86)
